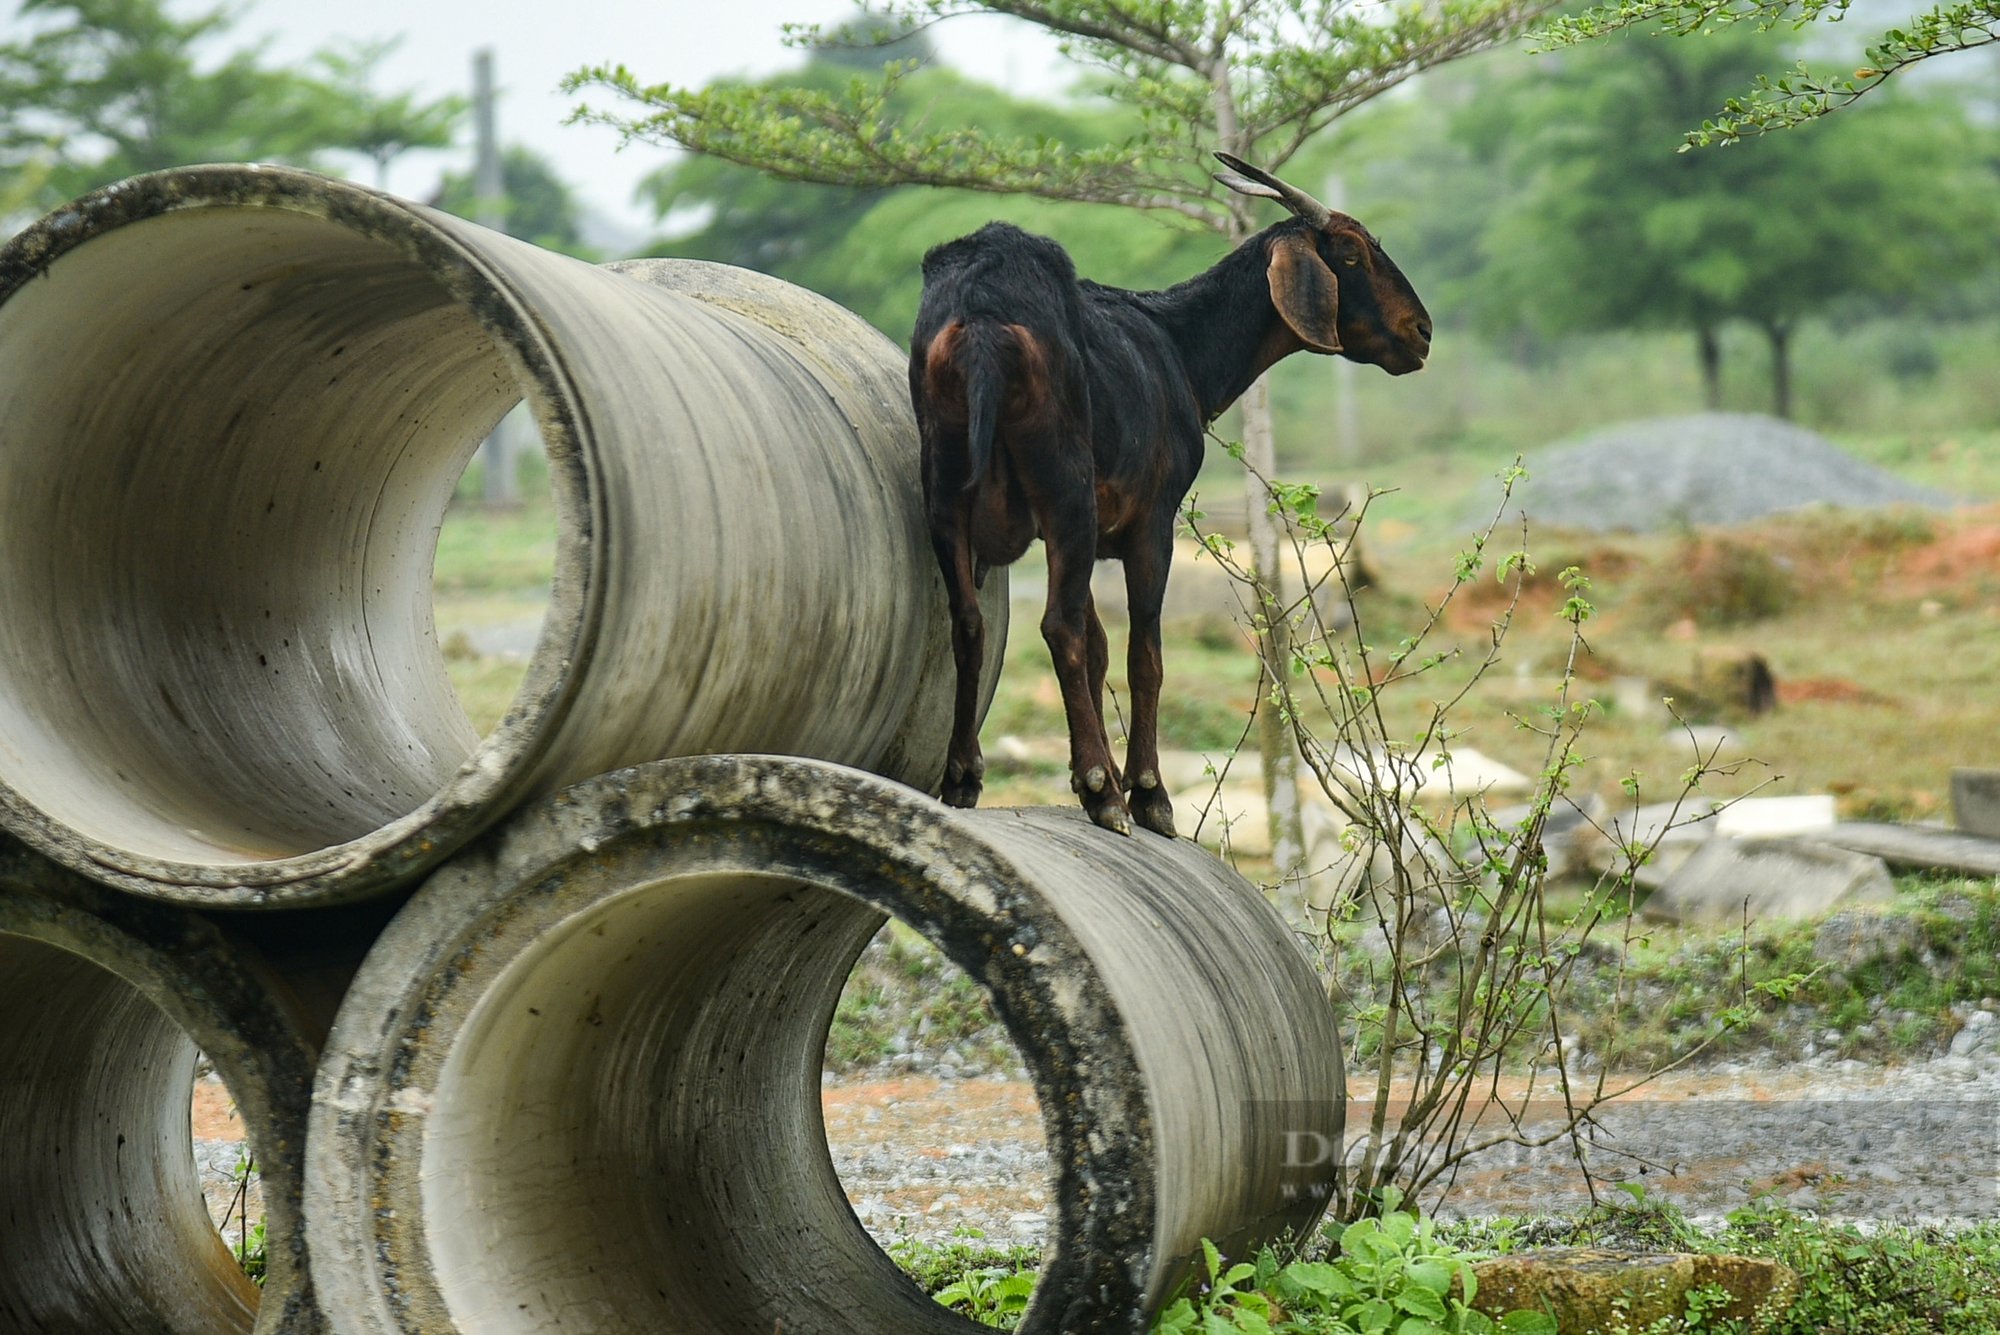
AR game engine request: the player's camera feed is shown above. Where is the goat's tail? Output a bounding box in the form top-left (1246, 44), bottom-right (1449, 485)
top-left (957, 320), bottom-right (1010, 492)
top-left (925, 319), bottom-right (1028, 493)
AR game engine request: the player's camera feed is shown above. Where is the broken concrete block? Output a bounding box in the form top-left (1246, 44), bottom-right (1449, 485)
top-left (1645, 837), bottom-right (1895, 925)
top-left (1951, 768), bottom-right (2000, 838)
top-left (1469, 1248), bottom-right (1798, 1334)
top-left (1817, 821), bottom-right (2000, 877)
top-left (1486, 793), bottom-right (1608, 882)
top-left (1713, 794), bottom-right (1837, 839)
top-left (1576, 799), bottom-right (1720, 890)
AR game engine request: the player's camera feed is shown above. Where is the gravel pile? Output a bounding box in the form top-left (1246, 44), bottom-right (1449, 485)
top-left (1502, 413), bottom-right (1958, 533)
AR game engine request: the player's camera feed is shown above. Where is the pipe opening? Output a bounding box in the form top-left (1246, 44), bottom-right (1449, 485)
top-left (0, 932), bottom-right (261, 1335)
top-left (0, 203), bottom-right (549, 868)
top-left (417, 869), bottom-right (1019, 1334)
top-left (823, 923), bottom-right (1051, 1271)
top-left (433, 405), bottom-right (556, 734)
top-left (193, 1057), bottom-right (267, 1288)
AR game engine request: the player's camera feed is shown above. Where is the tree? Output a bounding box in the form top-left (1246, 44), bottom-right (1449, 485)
top-left (0, 0), bottom-right (464, 218)
top-left (308, 39), bottom-right (467, 189)
top-left (1539, 0), bottom-right (2000, 144)
top-left (567, 0), bottom-right (1553, 876)
top-left (435, 144), bottom-right (594, 257)
top-left (1468, 29), bottom-right (1997, 416)
top-left (633, 61), bottom-right (1216, 335)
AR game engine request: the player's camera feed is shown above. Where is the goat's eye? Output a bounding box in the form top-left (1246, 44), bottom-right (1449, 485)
top-left (1343, 255), bottom-right (1361, 267)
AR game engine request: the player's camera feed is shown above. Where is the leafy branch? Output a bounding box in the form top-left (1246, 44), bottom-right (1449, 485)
top-left (1536, 0), bottom-right (2000, 145)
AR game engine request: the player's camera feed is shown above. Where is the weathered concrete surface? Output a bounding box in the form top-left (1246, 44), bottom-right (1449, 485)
top-left (307, 755), bottom-right (1344, 1335)
top-left (1817, 821), bottom-right (2000, 877)
top-left (1713, 794), bottom-right (1836, 840)
top-left (1469, 1248), bottom-right (1798, 1333)
top-left (1951, 768), bottom-right (2000, 838)
top-left (1575, 800), bottom-right (1718, 890)
top-left (0, 839), bottom-right (344, 1335)
top-left (0, 166), bottom-right (1001, 908)
top-left (1645, 837), bottom-right (1895, 925)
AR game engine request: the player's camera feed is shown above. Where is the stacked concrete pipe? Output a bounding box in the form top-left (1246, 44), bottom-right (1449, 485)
top-left (0, 163), bottom-right (1002, 908)
top-left (307, 755), bottom-right (1344, 1335)
top-left (0, 166), bottom-right (1346, 1335)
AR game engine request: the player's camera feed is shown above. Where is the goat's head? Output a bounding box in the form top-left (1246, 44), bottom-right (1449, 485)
top-left (1213, 152), bottom-right (1431, 376)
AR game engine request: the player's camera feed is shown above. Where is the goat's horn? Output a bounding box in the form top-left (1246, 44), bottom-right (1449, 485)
top-left (1212, 151), bottom-right (1335, 229)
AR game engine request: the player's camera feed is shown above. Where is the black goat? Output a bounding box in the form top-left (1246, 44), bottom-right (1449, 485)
top-left (911, 153), bottom-right (1432, 836)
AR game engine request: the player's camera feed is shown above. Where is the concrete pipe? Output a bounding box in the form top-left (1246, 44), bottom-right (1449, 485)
top-left (0, 165), bottom-right (1000, 909)
top-left (0, 840), bottom-right (343, 1335)
top-left (309, 755), bottom-right (1343, 1335)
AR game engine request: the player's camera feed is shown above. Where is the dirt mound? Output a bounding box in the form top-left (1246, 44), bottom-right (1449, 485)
top-left (1503, 413), bottom-right (1958, 534)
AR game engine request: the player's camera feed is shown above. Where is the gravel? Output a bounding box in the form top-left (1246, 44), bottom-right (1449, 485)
top-left (187, 1052), bottom-right (1997, 1258)
top-left (1500, 412), bottom-right (1959, 533)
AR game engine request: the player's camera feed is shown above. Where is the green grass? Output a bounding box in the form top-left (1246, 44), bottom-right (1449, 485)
top-left (826, 922), bottom-right (1013, 1073)
top-left (1337, 874), bottom-right (2000, 1069)
top-left (891, 1196), bottom-right (2000, 1332)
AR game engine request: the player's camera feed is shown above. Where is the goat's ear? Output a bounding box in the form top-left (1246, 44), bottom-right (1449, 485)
top-left (1267, 232), bottom-right (1342, 354)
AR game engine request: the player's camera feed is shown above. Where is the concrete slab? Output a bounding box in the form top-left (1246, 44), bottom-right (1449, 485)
top-left (1816, 821), bottom-right (2000, 877)
top-left (1576, 800), bottom-right (1720, 890)
top-left (1644, 838), bottom-right (1896, 925)
top-left (1714, 794), bottom-right (1837, 840)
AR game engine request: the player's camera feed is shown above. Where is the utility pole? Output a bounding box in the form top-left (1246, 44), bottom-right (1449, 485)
top-left (472, 48), bottom-right (520, 507)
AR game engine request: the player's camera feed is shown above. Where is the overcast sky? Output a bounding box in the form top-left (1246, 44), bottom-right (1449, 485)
top-left (230, 0), bottom-right (1070, 246)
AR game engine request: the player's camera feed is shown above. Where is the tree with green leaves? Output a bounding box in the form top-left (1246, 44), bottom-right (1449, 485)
top-left (309, 38), bottom-right (467, 189)
top-left (1539, 0), bottom-right (2000, 145)
top-left (1468, 28), bottom-right (1997, 417)
top-left (0, 0), bottom-right (462, 217)
top-left (435, 144), bottom-right (594, 258)
top-left (568, 0), bottom-right (1553, 875)
top-left (632, 60), bottom-right (1217, 335)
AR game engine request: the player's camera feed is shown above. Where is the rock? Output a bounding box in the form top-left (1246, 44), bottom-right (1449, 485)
top-left (1811, 910), bottom-right (1925, 970)
top-left (1645, 838), bottom-right (1896, 925)
top-left (1468, 1248), bottom-right (1799, 1334)
top-left (1951, 768), bottom-right (2000, 838)
top-left (1949, 1008), bottom-right (1998, 1059)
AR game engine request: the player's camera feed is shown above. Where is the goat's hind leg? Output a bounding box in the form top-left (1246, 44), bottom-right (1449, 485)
top-left (929, 516), bottom-right (988, 809)
top-left (1043, 530), bottom-right (1132, 836)
top-left (1121, 521), bottom-right (1177, 837)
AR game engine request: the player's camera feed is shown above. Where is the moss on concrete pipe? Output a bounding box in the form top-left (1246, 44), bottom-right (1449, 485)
top-left (308, 754), bottom-right (1344, 1335)
top-left (0, 166), bottom-right (999, 909)
top-left (0, 840), bottom-right (347, 1334)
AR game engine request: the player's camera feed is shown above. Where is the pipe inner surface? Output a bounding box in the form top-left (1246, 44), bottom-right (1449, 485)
top-left (0, 846), bottom-right (327, 1334)
top-left (308, 755), bottom-right (1342, 1335)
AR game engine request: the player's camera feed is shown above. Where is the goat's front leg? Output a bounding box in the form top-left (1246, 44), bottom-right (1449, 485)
top-left (1044, 535), bottom-right (1131, 836)
top-left (1121, 524), bottom-right (1176, 837)
top-left (930, 520), bottom-right (987, 809)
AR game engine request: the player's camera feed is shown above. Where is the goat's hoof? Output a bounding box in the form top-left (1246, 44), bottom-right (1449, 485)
top-left (1072, 764), bottom-right (1112, 796)
top-left (940, 759), bottom-right (984, 809)
top-left (1130, 784), bottom-right (1176, 838)
top-left (1086, 797), bottom-right (1132, 837)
